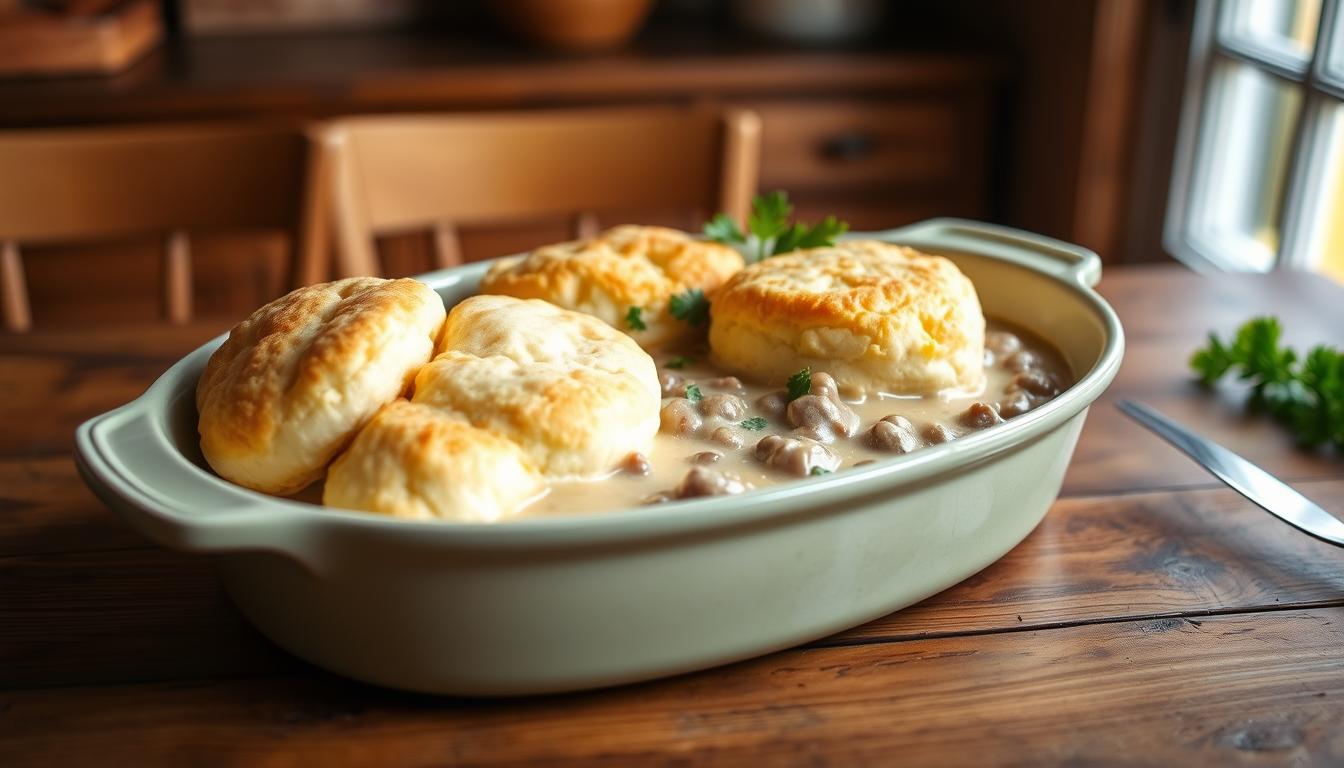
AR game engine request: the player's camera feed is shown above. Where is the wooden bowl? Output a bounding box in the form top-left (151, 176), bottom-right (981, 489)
top-left (493, 0), bottom-right (655, 53)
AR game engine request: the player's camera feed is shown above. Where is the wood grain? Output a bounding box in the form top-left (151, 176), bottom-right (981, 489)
top-left (323, 106), bottom-right (758, 277)
top-left (1071, 0), bottom-right (1146, 260)
top-left (0, 320), bottom-right (227, 457)
top-left (841, 480), bottom-right (1344, 643)
top-left (0, 457), bottom-right (149, 557)
top-left (1063, 266), bottom-right (1344, 496)
top-left (0, 33), bottom-right (995, 128)
top-left (4, 479), bottom-right (1341, 690)
top-left (751, 99), bottom-right (960, 191)
top-left (2, 609), bottom-right (1342, 766)
top-left (0, 548), bottom-right (295, 689)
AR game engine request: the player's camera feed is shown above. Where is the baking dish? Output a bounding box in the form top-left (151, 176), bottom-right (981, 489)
top-left (75, 218), bottom-right (1124, 696)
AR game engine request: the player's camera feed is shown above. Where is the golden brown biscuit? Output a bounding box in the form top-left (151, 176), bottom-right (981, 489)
top-left (196, 277), bottom-right (446, 495)
top-left (419, 295), bottom-right (661, 477)
top-left (479, 225), bottom-right (744, 347)
top-left (322, 400), bottom-right (544, 522)
top-left (708, 241), bottom-right (985, 395)
top-left (324, 295), bottom-right (662, 522)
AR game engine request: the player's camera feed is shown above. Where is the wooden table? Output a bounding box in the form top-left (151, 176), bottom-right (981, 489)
top-left (2, 264), bottom-right (1343, 765)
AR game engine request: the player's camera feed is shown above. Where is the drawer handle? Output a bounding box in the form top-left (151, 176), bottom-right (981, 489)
top-left (819, 132), bottom-right (877, 161)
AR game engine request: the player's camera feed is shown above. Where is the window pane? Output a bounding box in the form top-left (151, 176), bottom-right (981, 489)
top-left (1223, 0), bottom-right (1321, 60)
top-left (1323, 1), bottom-right (1344, 83)
top-left (1192, 61), bottom-right (1302, 269)
top-left (1299, 104), bottom-right (1344, 283)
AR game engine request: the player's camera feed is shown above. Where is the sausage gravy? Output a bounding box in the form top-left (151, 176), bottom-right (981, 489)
top-left (521, 322), bottom-right (1071, 518)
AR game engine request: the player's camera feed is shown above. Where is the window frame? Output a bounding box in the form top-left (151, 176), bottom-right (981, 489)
top-left (1166, 0), bottom-right (1342, 273)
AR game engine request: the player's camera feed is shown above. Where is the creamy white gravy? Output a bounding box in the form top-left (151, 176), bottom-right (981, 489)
top-left (519, 321), bottom-right (1070, 519)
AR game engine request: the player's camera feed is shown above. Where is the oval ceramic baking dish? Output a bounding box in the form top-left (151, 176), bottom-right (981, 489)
top-left (75, 218), bottom-right (1123, 696)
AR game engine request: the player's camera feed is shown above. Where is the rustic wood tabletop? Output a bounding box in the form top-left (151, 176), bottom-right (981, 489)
top-left (2, 264), bottom-right (1342, 766)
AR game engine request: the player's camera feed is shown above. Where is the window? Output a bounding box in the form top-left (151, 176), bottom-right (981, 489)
top-left (1167, 0), bottom-right (1344, 283)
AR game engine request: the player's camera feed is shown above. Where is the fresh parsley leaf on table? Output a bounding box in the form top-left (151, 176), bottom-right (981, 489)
top-left (1191, 316), bottom-right (1344, 449)
top-left (624, 306), bottom-right (647, 331)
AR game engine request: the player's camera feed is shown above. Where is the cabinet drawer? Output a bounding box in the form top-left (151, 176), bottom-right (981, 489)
top-left (751, 99), bottom-right (964, 190)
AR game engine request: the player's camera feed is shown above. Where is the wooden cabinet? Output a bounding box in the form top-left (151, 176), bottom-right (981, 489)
top-left (749, 93), bottom-right (990, 231)
top-left (754, 99), bottom-right (962, 191)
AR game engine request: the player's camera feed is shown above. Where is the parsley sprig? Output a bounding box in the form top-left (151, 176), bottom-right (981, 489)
top-left (669, 288), bottom-right (710, 327)
top-left (1191, 317), bottom-right (1344, 449)
top-left (624, 306), bottom-right (647, 332)
top-left (786, 367), bottom-right (812, 402)
top-left (704, 191), bottom-right (849, 263)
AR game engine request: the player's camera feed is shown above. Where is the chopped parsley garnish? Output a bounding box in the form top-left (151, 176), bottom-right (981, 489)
top-left (739, 416), bottom-right (768, 431)
top-left (773, 215), bottom-right (849, 255)
top-left (785, 367), bottom-right (812, 402)
top-left (702, 190), bottom-right (850, 262)
top-left (810, 466), bottom-right (832, 476)
top-left (685, 383), bottom-right (703, 403)
top-left (624, 305), bottom-right (647, 331)
top-left (748, 190), bottom-right (793, 244)
top-left (665, 355), bottom-right (694, 369)
top-left (669, 288), bottom-right (710, 327)
top-left (702, 213), bottom-right (745, 244)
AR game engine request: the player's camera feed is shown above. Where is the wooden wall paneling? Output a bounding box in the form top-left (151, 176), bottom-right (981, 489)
top-left (934, 0), bottom-right (1096, 245)
top-left (1072, 0), bottom-right (1149, 261)
top-left (1118, 0), bottom-right (1197, 264)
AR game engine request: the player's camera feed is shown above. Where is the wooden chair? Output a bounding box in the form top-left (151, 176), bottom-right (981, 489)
top-left (0, 122), bottom-right (324, 332)
top-left (315, 106), bottom-right (761, 277)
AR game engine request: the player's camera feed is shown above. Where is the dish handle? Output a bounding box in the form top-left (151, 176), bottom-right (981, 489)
top-left (867, 218), bottom-right (1103, 288)
top-left (75, 402), bottom-right (321, 568)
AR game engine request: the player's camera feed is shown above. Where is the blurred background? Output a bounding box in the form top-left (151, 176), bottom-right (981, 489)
top-left (0, 0), bottom-right (1339, 330)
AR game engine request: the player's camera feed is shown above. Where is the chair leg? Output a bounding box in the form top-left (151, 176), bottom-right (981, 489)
top-left (164, 230), bottom-right (193, 324)
top-left (0, 240), bottom-right (31, 333)
top-left (294, 124), bottom-right (332, 288)
top-left (433, 221), bottom-right (463, 269)
top-left (719, 109), bottom-right (762, 225)
top-left (573, 212), bottom-right (600, 240)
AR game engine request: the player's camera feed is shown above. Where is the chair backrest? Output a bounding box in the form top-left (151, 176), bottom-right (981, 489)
top-left (0, 122), bottom-right (321, 331)
top-left (318, 105), bottom-right (761, 276)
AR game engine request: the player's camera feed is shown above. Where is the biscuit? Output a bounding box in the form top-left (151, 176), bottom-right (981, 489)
top-left (322, 400), bottom-right (544, 522)
top-left (479, 225), bottom-right (744, 347)
top-left (708, 241), bottom-right (985, 395)
top-left (419, 295), bottom-right (661, 476)
top-left (196, 277), bottom-right (446, 495)
top-left (324, 295), bottom-right (662, 521)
